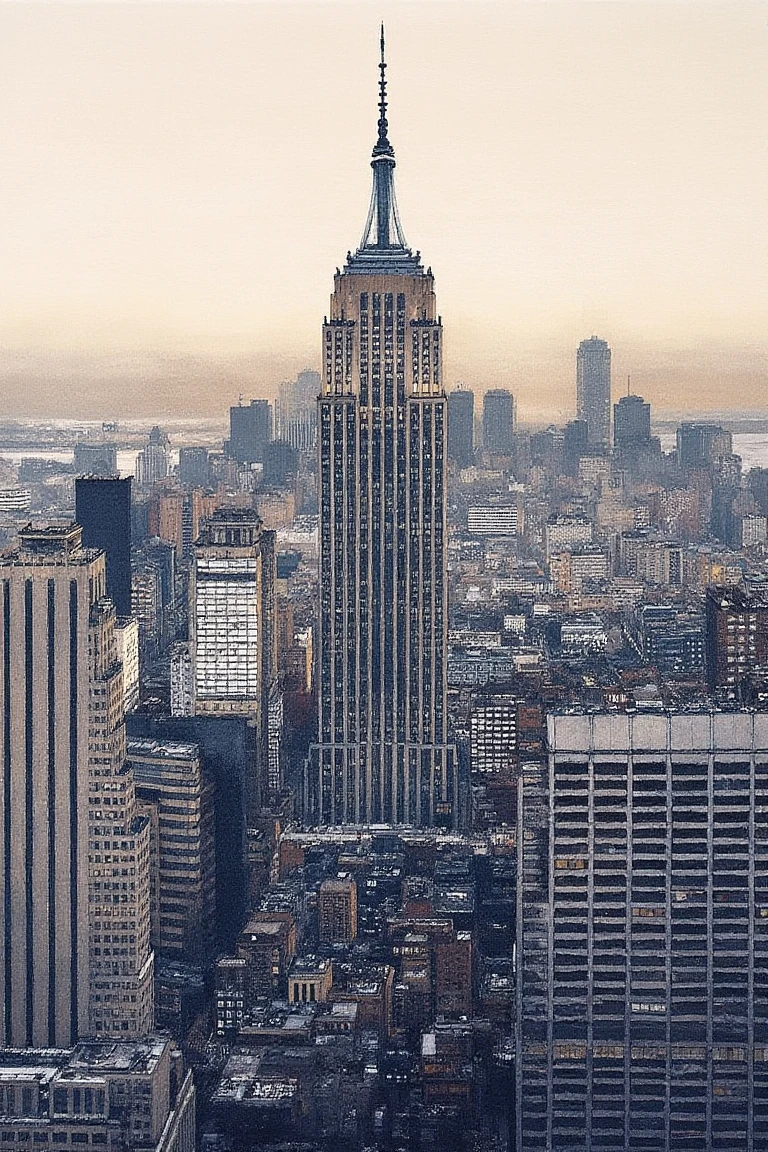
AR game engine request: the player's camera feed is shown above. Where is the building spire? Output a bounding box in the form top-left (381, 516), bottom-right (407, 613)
top-left (350, 24), bottom-right (414, 263)
top-left (376, 23), bottom-right (391, 154)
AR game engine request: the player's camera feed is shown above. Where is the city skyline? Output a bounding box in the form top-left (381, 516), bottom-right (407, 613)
top-left (1, 1), bottom-right (767, 418)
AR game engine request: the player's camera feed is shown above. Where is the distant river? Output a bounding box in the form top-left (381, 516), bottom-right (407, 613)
top-left (0, 448), bottom-right (179, 476)
top-left (657, 433), bottom-right (768, 471)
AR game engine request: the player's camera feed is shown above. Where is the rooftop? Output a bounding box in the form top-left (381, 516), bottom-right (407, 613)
top-left (127, 738), bottom-right (200, 762)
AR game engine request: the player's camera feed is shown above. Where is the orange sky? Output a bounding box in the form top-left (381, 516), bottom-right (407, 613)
top-left (1, 1), bottom-right (766, 419)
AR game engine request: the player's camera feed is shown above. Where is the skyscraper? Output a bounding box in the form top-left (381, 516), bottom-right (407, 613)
top-left (613, 392), bottom-right (650, 449)
top-left (178, 446), bottom-right (210, 488)
top-left (275, 370), bottom-right (320, 452)
top-left (190, 507), bottom-right (278, 810)
top-left (517, 710), bottom-right (768, 1152)
top-left (190, 508), bottom-right (276, 718)
top-left (447, 388), bottom-right (475, 467)
top-left (135, 425), bottom-right (170, 487)
top-left (306, 30), bottom-right (458, 827)
top-left (227, 399), bottom-right (272, 464)
top-left (576, 336), bottom-right (611, 449)
top-left (75, 475), bottom-right (133, 617)
top-left (482, 388), bottom-right (515, 455)
top-left (0, 524), bottom-right (153, 1047)
top-left (676, 421), bottom-right (732, 472)
top-left (128, 737), bottom-right (217, 965)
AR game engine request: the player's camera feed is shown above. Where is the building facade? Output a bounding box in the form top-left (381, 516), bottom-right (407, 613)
top-left (135, 427), bottom-right (170, 488)
top-left (0, 1038), bottom-right (195, 1152)
top-left (128, 738), bottom-right (217, 965)
top-left (482, 389), bottom-right (515, 456)
top-left (318, 876), bottom-right (358, 944)
top-left (613, 393), bottom-right (650, 451)
top-left (305, 33), bottom-right (458, 826)
top-left (227, 399), bottom-right (272, 464)
top-left (275, 370), bottom-right (320, 452)
top-left (576, 337), bottom-right (611, 450)
top-left (469, 695), bottom-right (517, 775)
top-left (516, 710), bottom-right (768, 1152)
top-left (190, 508), bottom-right (276, 716)
top-left (75, 476), bottom-right (133, 617)
top-left (0, 524), bottom-right (153, 1047)
top-left (706, 583), bottom-right (768, 694)
top-left (447, 388), bottom-right (474, 467)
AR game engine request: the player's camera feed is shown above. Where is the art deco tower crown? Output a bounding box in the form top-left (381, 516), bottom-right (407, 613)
top-left (345, 26), bottom-right (423, 276)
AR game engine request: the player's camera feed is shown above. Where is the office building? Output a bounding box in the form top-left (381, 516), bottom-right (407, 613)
top-left (178, 446), bottom-right (210, 488)
top-left (467, 499), bottom-right (521, 537)
top-left (676, 422), bottom-right (733, 472)
top-left (544, 514), bottom-right (593, 560)
top-left (136, 426), bottom-right (171, 487)
top-left (115, 615), bottom-right (140, 712)
top-left (190, 508), bottom-right (278, 812)
top-left (637, 603), bottom-right (705, 679)
top-left (227, 399), bottom-right (272, 464)
top-left (262, 438), bottom-right (299, 486)
top-left (73, 442), bottom-right (118, 476)
top-left (482, 388), bottom-right (515, 456)
top-left (613, 393), bottom-right (650, 449)
top-left (0, 524), bottom-right (153, 1047)
top-left (275, 370), bottom-right (320, 451)
top-left (85, 604), bottom-right (154, 1039)
top-left (576, 336), bottom-right (611, 449)
top-left (131, 537), bottom-right (177, 661)
top-left (75, 476), bottom-right (133, 617)
top-left (235, 912), bottom-right (297, 1001)
top-left (706, 583), bottom-right (768, 693)
top-left (447, 388), bottom-right (475, 467)
top-left (549, 547), bottom-right (609, 594)
top-left (148, 485), bottom-right (218, 562)
top-left (306, 33), bottom-right (458, 826)
top-left (128, 738), bottom-right (217, 965)
top-left (0, 1038), bottom-right (195, 1152)
top-left (741, 514), bottom-right (768, 548)
top-left (170, 642), bottom-right (194, 717)
top-left (516, 710), bottom-right (768, 1152)
top-left (267, 682), bottom-right (285, 796)
top-left (562, 418), bottom-right (589, 476)
top-left (318, 876), bottom-right (358, 944)
top-left (469, 695), bottom-right (517, 774)
top-left (0, 488), bottom-right (31, 513)
top-left (190, 507), bottom-right (276, 717)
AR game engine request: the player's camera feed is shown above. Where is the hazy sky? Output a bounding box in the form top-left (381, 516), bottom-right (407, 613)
top-left (1, 1), bottom-right (767, 419)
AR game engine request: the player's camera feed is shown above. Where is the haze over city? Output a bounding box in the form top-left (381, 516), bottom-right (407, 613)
top-left (1, 0), bottom-right (766, 419)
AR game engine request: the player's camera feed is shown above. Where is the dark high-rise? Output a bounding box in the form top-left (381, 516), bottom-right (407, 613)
top-left (227, 399), bottom-right (272, 464)
top-left (562, 418), bottom-right (589, 475)
top-left (447, 388), bottom-right (475, 467)
top-left (676, 421), bottom-right (732, 472)
top-left (576, 336), bottom-right (611, 449)
top-left (306, 31), bottom-right (457, 827)
top-left (613, 393), bottom-right (650, 449)
top-left (178, 446), bottom-right (210, 488)
top-left (75, 475), bottom-right (132, 617)
top-left (482, 388), bottom-right (515, 455)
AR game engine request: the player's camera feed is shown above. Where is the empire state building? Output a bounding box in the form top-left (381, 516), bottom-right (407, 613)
top-left (305, 31), bottom-right (458, 828)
